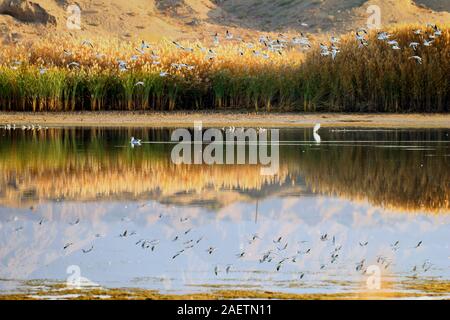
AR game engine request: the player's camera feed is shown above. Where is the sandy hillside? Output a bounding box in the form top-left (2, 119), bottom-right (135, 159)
top-left (215, 0), bottom-right (450, 33)
top-left (0, 0), bottom-right (449, 44)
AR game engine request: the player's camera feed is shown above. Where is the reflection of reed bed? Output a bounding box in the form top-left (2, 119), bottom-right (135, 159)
top-left (0, 129), bottom-right (290, 206)
top-left (0, 164), bottom-right (290, 207)
top-left (0, 156), bottom-right (288, 205)
top-left (0, 37), bottom-right (301, 112)
top-left (0, 25), bottom-right (448, 112)
top-left (0, 135), bottom-right (291, 206)
top-left (0, 129), bottom-right (448, 212)
top-left (298, 145), bottom-right (450, 213)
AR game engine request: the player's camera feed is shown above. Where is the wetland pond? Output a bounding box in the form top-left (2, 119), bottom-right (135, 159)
top-left (0, 126), bottom-right (449, 299)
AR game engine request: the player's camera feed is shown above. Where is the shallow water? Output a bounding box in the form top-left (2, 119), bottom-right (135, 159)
top-left (0, 126), bottom-right (449, 298)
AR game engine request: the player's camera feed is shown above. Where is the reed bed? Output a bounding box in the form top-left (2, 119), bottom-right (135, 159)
top-left (0, 24), bottom-right (448, 112)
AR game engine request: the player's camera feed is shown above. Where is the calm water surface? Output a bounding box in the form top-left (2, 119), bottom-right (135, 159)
top-left (0, 126), bottom-right (449, 297)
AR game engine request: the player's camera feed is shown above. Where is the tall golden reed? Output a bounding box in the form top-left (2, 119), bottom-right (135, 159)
top-left (0, 25), bottom-right (448, 112)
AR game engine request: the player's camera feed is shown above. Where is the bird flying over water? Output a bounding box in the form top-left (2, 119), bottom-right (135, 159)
top-left (64, 243), bottom-right (73, 250)
top-left (273, 236), bottom-right (282, 243)
top-left (82, 245), bottom-right (94, 254)
top-left (69, 218), bottom-right (80, 226)
top-left (214, 265), bottom-right (219, 276)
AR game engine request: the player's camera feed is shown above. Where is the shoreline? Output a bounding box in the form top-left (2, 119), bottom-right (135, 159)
top-left (0, 112), bottom-right (449, 128)
top-left (1, 282), bottom-right (449, 300)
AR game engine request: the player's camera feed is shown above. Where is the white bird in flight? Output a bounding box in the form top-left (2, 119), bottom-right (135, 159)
top-left (409, 42), bottom-right (420, 50)
top-left (409, 56), bottom-right (422, 64)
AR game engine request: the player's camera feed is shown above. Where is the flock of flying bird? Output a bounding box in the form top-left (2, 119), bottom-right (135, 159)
top-left (30, 211), bottom-right (432, 279)
top-left (108, 22), bottom-right (441, 88)
top-left (8, 23), bottom-right (442, 80)
top-left (5, 204), bottom-right (432, 281)
top-left (344, 23), bottom-right (443, 64)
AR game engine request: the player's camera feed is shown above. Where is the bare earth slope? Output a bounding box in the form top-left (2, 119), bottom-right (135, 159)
top-left (213, 0), bottom-right (450, 33)
top-left (0, 0), bottom-right (449, 44)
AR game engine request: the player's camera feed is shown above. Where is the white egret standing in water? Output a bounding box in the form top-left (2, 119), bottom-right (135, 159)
top-left (313, 123), bottom-right (321, 143)
top-left (313, 123), bottom-right (321, 133)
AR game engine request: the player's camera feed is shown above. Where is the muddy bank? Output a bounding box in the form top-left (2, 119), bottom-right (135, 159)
top-left (1, 280), bottom-right (449, 300)
top-left (1, 112), bottom-right (449, 128)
